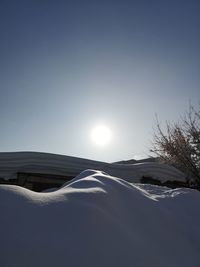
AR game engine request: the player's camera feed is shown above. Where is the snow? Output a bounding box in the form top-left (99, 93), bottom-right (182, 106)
top-left (0, 169), bottom-right (199, 267)
top-left (0, 151), bottom-right (187, 183)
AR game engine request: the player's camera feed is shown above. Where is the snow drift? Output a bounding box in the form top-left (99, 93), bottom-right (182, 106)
top-left (0, 170), bottom-right (199, 267)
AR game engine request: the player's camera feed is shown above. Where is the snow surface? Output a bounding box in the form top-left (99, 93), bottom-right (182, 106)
top-left (0, 151), bottom-right (186, 183)
top-left (0, 170), bottom-right (199, 267)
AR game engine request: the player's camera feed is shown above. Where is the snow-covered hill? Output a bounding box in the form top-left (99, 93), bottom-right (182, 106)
top-left (0, 170), bottom-right (199, 267)
top-left (0, 151), bottom-right (187, 184)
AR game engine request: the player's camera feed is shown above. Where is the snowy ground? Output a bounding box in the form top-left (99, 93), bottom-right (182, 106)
top-left (0, 170), bottom-right (199, 267)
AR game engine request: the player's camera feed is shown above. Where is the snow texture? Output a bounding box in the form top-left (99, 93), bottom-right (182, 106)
top-left (0, 151), bottom-right (186, 183)
top-left (0, 170), bottom-right (199, 267)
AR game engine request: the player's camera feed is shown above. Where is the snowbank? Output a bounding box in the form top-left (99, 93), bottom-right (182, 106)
top-left (0, 151), bottom-right (187, 183)
top-left (0, 170), bottom-right (199, 267)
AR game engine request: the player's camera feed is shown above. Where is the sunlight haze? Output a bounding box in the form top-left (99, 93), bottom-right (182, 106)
top-left (0, 0), bottom-right (199, 162)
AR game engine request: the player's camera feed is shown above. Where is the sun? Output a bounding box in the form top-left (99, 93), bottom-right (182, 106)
top-left (91, 125), bottom-right (111, 146)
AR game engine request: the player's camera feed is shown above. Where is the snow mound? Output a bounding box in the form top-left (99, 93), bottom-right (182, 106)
top-left (0, 170), bottom-right (199, 267)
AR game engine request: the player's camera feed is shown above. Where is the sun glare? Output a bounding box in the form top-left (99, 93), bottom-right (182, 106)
top-left (91, 125), bottom-right (111, 146)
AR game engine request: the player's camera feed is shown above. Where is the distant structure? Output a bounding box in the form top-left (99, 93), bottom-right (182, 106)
top-left (0, 152), bottom-right (188, 192)
top-left (114, 157), bottom-right (158, 165)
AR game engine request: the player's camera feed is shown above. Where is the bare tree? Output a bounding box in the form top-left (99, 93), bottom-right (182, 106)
top-left (151, 104), bottom-right (200, 188)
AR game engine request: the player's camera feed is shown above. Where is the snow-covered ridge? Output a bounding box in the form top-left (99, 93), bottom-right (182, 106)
top-left (0, 170), bottom-right (199, 267)
top-left (0, 151), bottom-right (186, 183)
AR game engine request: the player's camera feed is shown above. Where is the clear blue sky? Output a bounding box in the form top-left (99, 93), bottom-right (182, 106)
top-left (0, 0), bottom-right (200, 162)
